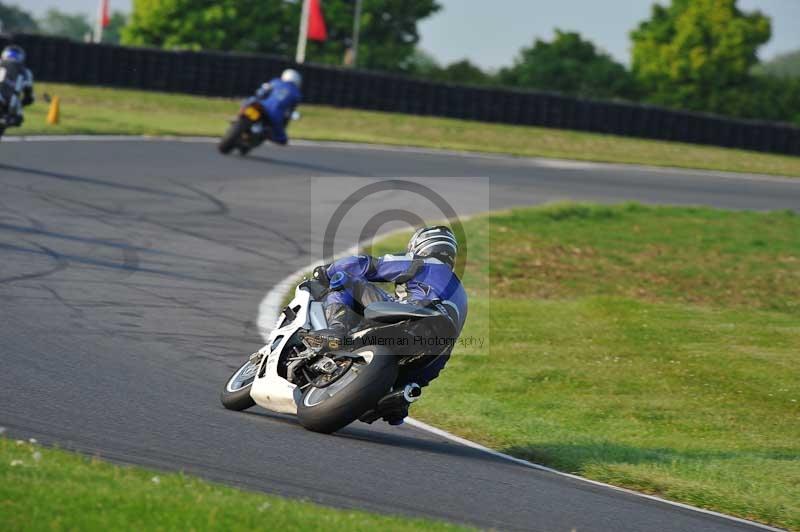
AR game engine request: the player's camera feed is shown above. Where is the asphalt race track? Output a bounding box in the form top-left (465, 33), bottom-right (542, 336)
top-left (2, 138), bottom-right (799, 531)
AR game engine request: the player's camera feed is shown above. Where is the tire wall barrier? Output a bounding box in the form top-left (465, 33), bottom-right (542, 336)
top-left (4, 32), bottom-right (800, 156)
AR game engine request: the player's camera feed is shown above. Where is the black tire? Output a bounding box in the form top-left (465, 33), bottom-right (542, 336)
top-left (297, 347), bottom-right (398, 434)
top-left (0, 127), bottom-right (5, 141)
top-left (220, 359), bottom-right (258, 411)
top-left (237, 145), bottom-right (251, 156)
top-left (218, 119), bottom-right (248, 155)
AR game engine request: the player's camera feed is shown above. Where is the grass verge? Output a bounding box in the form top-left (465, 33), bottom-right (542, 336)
top-left (366, 204), bottom-right (800, 530)
top-left (8, 82), bottom-right (800, 177)
top-left (0, 437), bottom-right (467, 531)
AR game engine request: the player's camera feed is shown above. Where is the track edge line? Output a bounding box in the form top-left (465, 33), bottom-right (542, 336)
top-left (403, 419), bottom-right (783, 531)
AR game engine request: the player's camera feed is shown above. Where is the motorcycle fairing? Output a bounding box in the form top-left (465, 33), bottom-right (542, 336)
top-left (249, 285), bottom-right (327, 414)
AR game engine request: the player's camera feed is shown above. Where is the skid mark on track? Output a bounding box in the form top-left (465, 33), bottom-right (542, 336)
top-left (31, 193), bottom-right (258, 269)
top-left (176, 182), bottom-right (230, 216)
top-left (176, 182), bottom-right (307, 260)
top-left (39, 285), bottom-right (86, 317)
top-left (0, 241), bottom-right (68, 285)
top-left (131, 285), bottom-right (251, 331)
top-left (0, 241), bottom-right (249, 288)
top-left (0, 163), bottom-right (194, 200)
top-left (225, 214), bottom-right (307, 259)
top-left (139, 216), bottom-right (286, 263)
top-left (0, 222), bottom-right (170, 258)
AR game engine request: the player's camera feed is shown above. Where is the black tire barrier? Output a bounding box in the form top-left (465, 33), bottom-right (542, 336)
top-left (4, 32), bottom-right (799, 156)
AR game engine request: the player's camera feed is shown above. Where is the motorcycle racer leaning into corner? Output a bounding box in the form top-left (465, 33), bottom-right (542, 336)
top-left (253, 68), bottom-right (302, 145)
top-left (0, 45), bottom-right (35, 131)
top-left (301, 226), bottom-right (468, 425)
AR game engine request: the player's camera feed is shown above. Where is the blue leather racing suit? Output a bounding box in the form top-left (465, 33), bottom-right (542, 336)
top-left (256, 78), bottom-right (301, 145)
top-left (324, 253), bottom-right (468, 387)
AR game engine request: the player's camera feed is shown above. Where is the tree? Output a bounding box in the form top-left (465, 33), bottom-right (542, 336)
top-left (102, 12), bottom-right (129, 45)
top-left (38, 9), bottom-right (92, 41)
top-left (0, 2), bottom-right (39, 33)
top-left (123, 0), bottom-right (297, 56)
top-left (755, 50), bottom-right (800, 79)
top-left (407, 50), bottom-right (495, 86)
top-left (434, 59), bottom-right (493, 86)
top-left (498, 30), bottom-right (639, 100)
top-left (631, 0), bottom-right (771, 113)
top-left (122, 0), bottom-right (440, 73)
top-left (406, 48), bottom-right (441, 77)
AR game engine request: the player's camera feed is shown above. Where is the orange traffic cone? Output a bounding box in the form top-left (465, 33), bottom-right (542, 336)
top-left (47, 96), bottom-right (60, 125)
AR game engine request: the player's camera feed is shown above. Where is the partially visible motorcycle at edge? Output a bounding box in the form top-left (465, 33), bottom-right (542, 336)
top-left (0, 64), bottom-right (26, 141)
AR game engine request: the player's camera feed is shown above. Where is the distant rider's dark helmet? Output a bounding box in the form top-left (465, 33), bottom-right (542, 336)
top-left (408, 226), bottom-right (458, 269)
top-left (1, 45), bottom-right (25, 64)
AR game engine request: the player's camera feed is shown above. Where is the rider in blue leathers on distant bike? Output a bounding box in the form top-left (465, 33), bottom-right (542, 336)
top-left (254, 69), bottom-right (302, 145)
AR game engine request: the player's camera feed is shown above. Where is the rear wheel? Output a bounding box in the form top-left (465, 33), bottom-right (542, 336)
top-left (218, 119), bottom-right (248, 155)
top-left (297, 347), bottom-right (398, 434)
top-left (220, 359), bottom-right (258, 411)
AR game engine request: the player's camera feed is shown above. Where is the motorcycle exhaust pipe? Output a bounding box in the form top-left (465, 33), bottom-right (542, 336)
top-left (359, 383), bottom-right (423, 424)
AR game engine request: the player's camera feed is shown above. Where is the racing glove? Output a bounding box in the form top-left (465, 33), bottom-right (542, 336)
top-left (312, 265), bottom-right (330, 287)
top-left (255, 83), bottom-right (272, 99)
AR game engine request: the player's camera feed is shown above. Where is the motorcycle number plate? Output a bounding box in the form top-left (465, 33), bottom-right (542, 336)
top-left (0, 68), bottom-right (6, 82)
top-left (243, 106), bottom-right (261, 121)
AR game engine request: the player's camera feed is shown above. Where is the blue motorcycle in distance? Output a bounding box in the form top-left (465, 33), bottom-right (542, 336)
top-left (218, 96), bottom-right (299, 156)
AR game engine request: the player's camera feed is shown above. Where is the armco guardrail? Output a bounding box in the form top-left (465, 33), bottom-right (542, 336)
top-left (4, 32), bottom-right (800, 156)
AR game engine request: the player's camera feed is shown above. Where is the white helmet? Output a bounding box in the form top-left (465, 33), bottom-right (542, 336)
top-left (408, 226), bottom-right (458, 269)
top-left (281, 69), bottom-right (302, 88)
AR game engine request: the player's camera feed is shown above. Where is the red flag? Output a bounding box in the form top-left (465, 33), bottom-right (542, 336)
top-left (307, 0), bottom-right (327, 42)
top-left (94, 0), bottom-right (110, 42)
top-left (99, 0), bottom-right (110, 27)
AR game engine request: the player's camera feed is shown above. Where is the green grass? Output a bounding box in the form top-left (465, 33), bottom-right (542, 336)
top-left (9, 83), bottom-right (800, 528)
top-left (11, 82), bottom-right (800, 177)
top-left (0, 437), bottom-right (468, 531)
top-left (368, 204), bottom-right (800, 530)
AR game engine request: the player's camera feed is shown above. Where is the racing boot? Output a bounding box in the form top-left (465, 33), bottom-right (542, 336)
top-left (299, 302), bottom-right (354, 353)
top-left (359, 383), bottom-right (422, 426)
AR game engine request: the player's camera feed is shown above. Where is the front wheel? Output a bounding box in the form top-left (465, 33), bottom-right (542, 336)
top-left (220, 359), bottom-right (258, 411)
top-left (218, 119), bottom-right (248, 155)
top-left (297, 347), bottom-right (398, 434)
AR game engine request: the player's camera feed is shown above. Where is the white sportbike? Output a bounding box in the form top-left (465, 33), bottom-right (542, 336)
top-left (220, 278), bottom-right (453, 433)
